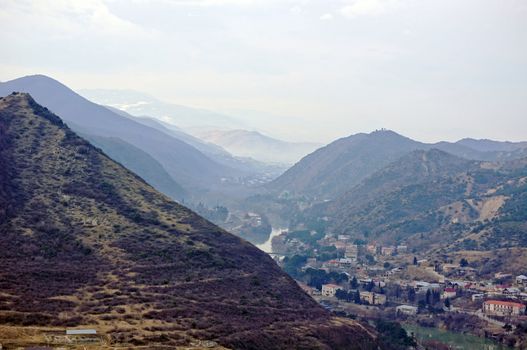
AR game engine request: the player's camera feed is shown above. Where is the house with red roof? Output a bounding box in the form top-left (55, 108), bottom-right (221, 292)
top-left (483, 300), bottom-right (526, 316)
top-left (441, 287), bottom-right (457, 299)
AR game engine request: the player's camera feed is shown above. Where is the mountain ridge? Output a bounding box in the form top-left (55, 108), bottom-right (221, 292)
top-left (190, 128), bottom-right (321, 165)
top-left (0, 92), bottom-right (379, 349)
top-left (308, 148), bottom-right (527, 253)
top-left (268, 129), bottom-right (527, 200)
top-left (0, 75), bottom-right (242, 195)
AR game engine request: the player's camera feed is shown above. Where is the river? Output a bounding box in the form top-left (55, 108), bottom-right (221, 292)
top-left (256, 227), bottom-right (286, 253)
top-left (404, 324), bottom-right (511, 350)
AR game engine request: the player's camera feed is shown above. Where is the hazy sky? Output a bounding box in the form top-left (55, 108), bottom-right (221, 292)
top-left (1, 0), bottom-right (526, 143)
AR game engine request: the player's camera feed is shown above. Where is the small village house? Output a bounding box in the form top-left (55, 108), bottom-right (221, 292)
top-left (441, 287), bottom-right (457, 299)
top-left (396, 245), bottom-right (408, 254)
top-left (360, 291), bottom-right (386, 305)
top-left (66, 329), bottom-right (97, 335)
top-left (381, 246), bottom-right (395, 256)
top-left (441, 264), bottom-right (459, 273)
top-left (516, 275), bottom-right (527, 285)
top-left (321, 284), bottom-right (342, 297)
top-left (345, 244), bottom-right (359, 260)
top-left (396, 305), bottom-right (418, 315)
top-left (366, 244), bottom-right (378, 254)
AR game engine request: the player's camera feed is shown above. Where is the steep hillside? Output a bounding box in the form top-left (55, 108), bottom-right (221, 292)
top-left (83, 134), bottom-right (186, 200)
top-left (268, 130), bottom-right (424, 199)
top-left (0, 75), bottom-right (241, 195)
top-left (269, 130), bottom-right (527, 200)
top-left (195, 129), bottom-right (321, 165)
top-left (0, 93), bottom-right (378, 349)
top-left (317, 149), bottom-right (527, 251)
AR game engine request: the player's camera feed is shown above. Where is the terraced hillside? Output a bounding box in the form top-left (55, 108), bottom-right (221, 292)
top-left (0, 93), bottom-right (378, 349)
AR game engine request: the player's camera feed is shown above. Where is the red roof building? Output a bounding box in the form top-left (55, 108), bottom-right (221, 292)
top-left (483, 300), bottom-right (526, 316)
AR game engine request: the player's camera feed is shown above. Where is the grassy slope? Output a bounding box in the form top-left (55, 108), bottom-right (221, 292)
top-left (0, 93), bottom-right (378, 350)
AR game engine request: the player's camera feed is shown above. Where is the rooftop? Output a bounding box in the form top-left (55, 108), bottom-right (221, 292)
top-left (484, 300), bottom-right (525, 308)
top-left (66, 329), bottom-right (97, 335)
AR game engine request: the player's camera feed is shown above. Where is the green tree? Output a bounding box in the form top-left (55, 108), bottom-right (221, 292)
top-left (350, 276), bottom-right (358, 289)
top-left (408, 288), bottom-right (416, 302)
top-left (460, 258), bottom-right (469, 267)
top-left (444, 298), bottom-right (451, 308)
top-left (354, 290), bottom-right (361, 304)
top-left (375, 320), bottom-right (417, 349)
top-left (418, 300), bottom-right (426, 311)
top-left (425, 289), bottom-right (432, 305)
top-left (335, 288), bottom-right (347, 300)
top-left (365, 280), bottom-right (375, 292)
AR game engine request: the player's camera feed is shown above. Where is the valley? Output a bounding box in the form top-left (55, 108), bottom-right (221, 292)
top-left (0, 76), bottom-right (526, 350)
top-left (2, 2), bottom-right (526, 349)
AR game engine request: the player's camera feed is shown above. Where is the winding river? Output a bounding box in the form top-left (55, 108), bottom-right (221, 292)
top-left (256, 227), bottom-right (286, 253)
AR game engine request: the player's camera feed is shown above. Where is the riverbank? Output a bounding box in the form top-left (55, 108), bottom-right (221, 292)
top-left (404, 324), bottom-right (511, 350)
top-left (256, 227), bottom-right (287, 253)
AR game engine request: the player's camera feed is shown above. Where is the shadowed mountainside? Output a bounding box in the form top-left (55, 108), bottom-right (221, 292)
top-left (0, 93), bottom-right (379, 349)
top-left (0, 75), bottom-right (243, 196)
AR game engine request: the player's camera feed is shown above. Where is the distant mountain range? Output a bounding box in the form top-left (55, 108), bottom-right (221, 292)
top-left (268, 129), bottom-right (527, 200)
top-left (107, 106), bottom-right (287, 176)
top-left (193, 128), bottom-right (321, 165)
top-left (81, 88), bottom-right (320, 165)
top-left (0, 92), bottom-right (378, 349)
top-left (0, 75), bottom-right (272, 203)
top-left (79, 88), bottom-right (244, 130)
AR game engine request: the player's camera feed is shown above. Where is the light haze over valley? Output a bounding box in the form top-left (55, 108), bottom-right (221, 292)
top-left (1, 1), bottom-right (527, 349)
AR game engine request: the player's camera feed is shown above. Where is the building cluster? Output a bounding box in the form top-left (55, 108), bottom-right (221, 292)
top-left (483, 300), bottom-right (526, 316)
top-left (279, 230), bottom-right (527, 322)
top-left (321, 283), bottom-right (387, 305)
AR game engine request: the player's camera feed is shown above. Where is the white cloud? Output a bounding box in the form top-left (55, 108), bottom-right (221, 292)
top-left (320, 13), bottom-right (334, 21)
top-left (136, 0), bottom-right (275, 7)
top-left (340, 0), bottom-right (399, 18)
top-left (0, 0), bottom-right (152, 38)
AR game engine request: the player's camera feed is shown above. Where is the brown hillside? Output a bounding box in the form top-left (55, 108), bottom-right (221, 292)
top-left (0, 93), bottom-right (378, 349)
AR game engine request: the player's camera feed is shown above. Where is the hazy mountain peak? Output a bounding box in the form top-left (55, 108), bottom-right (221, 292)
top-left (195, 128), bottom-right (322, 165)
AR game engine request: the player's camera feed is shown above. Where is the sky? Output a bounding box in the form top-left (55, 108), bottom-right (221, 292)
top-left (1, 0), bottom-right (526, 143)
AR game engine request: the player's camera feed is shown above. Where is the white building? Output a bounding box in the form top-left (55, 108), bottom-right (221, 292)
top-left (66, 329), bottom-right (97, 335)
top-left (516, 275), bottom-right (527, 285)
top-left (396, 305), bottom-right (418, 315)
top-left (321, 284), bottom-right (342, 297)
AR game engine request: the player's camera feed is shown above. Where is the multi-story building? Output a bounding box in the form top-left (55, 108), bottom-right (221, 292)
top-left (483, 300), bottom-right (526, 316)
